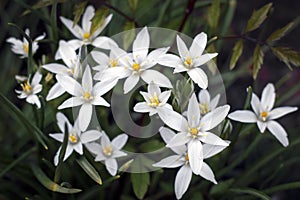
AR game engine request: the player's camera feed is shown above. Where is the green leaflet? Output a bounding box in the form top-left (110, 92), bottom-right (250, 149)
top-left (271, 47), bottom-right (300, 69)
top-left (73, 1), bottom-right (88, 27)
top-left (245, 3), bottom-right (272, 33)
top-left (253, 45), bottom-right (264, 79)
top-left (131, 172), bottom-right (150, 199)
top-left (77, 156), bottom-right (102, 185)
top-left (207, 0), bottom-right (220, 31)
top-left (267, 22), bottom-right (294, 42)
top-left (229, 39), bottom-right (243, 70)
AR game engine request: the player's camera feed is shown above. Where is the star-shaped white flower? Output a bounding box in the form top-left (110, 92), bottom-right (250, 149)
top-left (153, 127), bottom-right (229, 199)
top-left (134, 82), bottom-right (172, 116)
top-left (15, 71), bottom-right (43, 108)
top-left (158, 32), bottom-right (217, 89)
top-left (42, 41), bottom-right (82, 101)
top-left (50, 112), bottom-right (102, 166)
top-left (57, 65), bottom-right (116, 131)
top-left (7, 29), bottom-right (45, 58)
top-left (198, 89), bottom-right (220, 115)
top-left (228, 83), bottom-right (298, 147)
top-left (101, 27), bottom-right (172, 94)
top-left (158, 93), bottom-right (229, 174)
top-left (87, 131), bottom-right (128, 176)
top-left (58, 5), bottom-right (117, 53)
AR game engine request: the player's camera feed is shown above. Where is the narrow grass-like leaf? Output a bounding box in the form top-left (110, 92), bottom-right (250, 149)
top-left (207, 0), bottom-right (220, 31)
top-left (253, 45), bottom-right (264, 79)
top-left (73, 1), bottom-right (88, 27)
top-left (267, 22), bottom-right (294, 42)
top-left (90, 8), bottom-right (109, 36)
top-left (131, 172), bottom-right (150, 199)
top-left (76, 157), bottom-right (102, 185)
top-left (230, 39), bottom-right (243, 70)
top-left (0, 93), bottom-right (48, 149)
top-left (245, 3), bottom-right (272, 33)
top-left (271, 47), bottom-right (300, 69)
top-left (128, 0), bottom-right (139, 11)
top-left (50, 0), bottom-right (58, 47)
top-left (31, 165), bottom-right (82, 194)
top-left (230, 187), bottom-right (271, 200)
top-left (123, 21), bottom-right (136, 50)
top-left (263, 181), bottom-right (300, 194)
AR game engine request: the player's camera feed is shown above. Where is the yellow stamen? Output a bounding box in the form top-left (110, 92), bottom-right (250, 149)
top-left (21, 81), bottom-right (32, 93)
top-left (184, 57), bottom-right (192, 67)
top-left (185, 154), bottom-right (189, 161)
top-left (69, 134), bottom-right (78, 143)
top-left (45, 73), bottom-right (53, 83)
top-left (23, 44), bottom-right (29, 54)
top-left (148, 92), bottom-right (160, 107)
top-left (103, 145), bottom-right (113, 156)
top-left (132, 63), bottom-right (140, 71)
top-left (190, 128), bottom-right (198, 136)
top-left (109, 59), bottom-right (118, 67)
top-left (83, 91), bottom-right (92, 100)
top-left (199, 102), bottom-right (210, 115)
top-left (261, 111), bottom-right (268, 121)
top-left (83, 32), bottom-right (90, 39)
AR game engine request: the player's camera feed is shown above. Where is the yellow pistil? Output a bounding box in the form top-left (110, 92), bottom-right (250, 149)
top-left (102, 145), bottom-right (113, 156)
top-left (132, 63), bottom-right (140, 71)
top-left (69, 134), bottom-right (78, 143)
top-left (23, 44), bottom-right (29, 54)
top-left (83, 32), bottom-right (90, 39)
top-left (83, 91), bottom-right (92, 100)
top-left (199, 102), bottom-right (210, 115)
top-left (21, 81), bottom-right (32, 93)
top-left (109, 59), bottom-right (118, 67)
top-left (184, 57), bottom-right (192, 68)
top-left (190, 127), bottom-right (198, 136)
top-left (148, 92), bottom-right (160, 107)
top-left (261, 111), bottom-right (268, 121)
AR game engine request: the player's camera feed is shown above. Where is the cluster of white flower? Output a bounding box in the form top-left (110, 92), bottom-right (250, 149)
top-left (8, 5), bottom-right (297, 199)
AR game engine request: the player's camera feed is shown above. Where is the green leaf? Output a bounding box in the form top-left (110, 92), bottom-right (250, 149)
top-left (31, 165), bottom-right (82, 194)
top-left (206, 44), bottom-right (218, 75)
top-left (245, 3), bottom-right (272, 33)
top-left (263, 181), bottom-right (300, 194)
top-left (73, 1), bottom-right (88, 27)
top-left (131, 172), bottom-right (150, 199)
top-left (0, 93), bottom-right (48, 149)
top-left (210, 179), bottom-right (234, 197)
top-left (271, 47), bottom-right (300, 69)
top-left (230, 187), bottom-right (271, 200)
top-left (21, 0), bottom-right (68, 16)
top-left (123, 21), bottom-right (136, 50)
top-left (128, 0), bottom-right (139, 11)
top-left (207, 0), bottom-right (220, 30)
top-left (253, 45), bottom-right (264, 79)
top-left (267, 22), bottom-right (294, 42)
top-left (76, 157), bottom-right (102, 185)
top-left (230, 39), bottom-right (243, 70)
top-left (90, 8), bottom-right (109, 36)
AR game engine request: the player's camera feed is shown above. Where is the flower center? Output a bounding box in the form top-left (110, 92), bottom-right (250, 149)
top-left (148, 92), bottom-right (160, 107)
top-left (132, 63), bottom-right (140, 71)
top-left (21, 81), bottom-right (32, 93)
top-left (199, 102), bottom-right (210, 115)
top-left (23, 44), bottom-right (29, 54)
top-left (102, 145), bottom-right (113, 156)
top-left (190, 127), bottom-right (199, 136)
top-left (83, 91), bottom-right (93, 100)
top-left (109, 59), bottom-right (118, 67)
top-left (83, 32), bottom-right (90, 39)
top-left (261, 111), bottom-right (268, 121)
top-left (184, 57), bottom-right (192, 68)
top-left (69, 134), bottom-right (78, 143)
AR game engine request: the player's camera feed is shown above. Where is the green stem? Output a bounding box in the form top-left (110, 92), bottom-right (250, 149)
top-left (50, 0), bottom-right (58, 51)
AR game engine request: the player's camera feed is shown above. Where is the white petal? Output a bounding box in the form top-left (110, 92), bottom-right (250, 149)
top-left (228, 110), bottom-right (257, 123)
top-left (153, 155), bottom-right (184, 168)
top-left (92, 36), bottom-right (119, 49)
top-left (100, 67), bottom-right (131, 81)
top-left (92, 96), bottom-right (110, 107)
top-left (56, 112), bottom-right (71, 133)
top-left (257, 121), bottom-right (267, 133)
top-left (199, 162), bottom-right (217, 184)
top-left (56, 74), bottom-right (82, 96)
top-left (112, 134), bottom-right (128, 149)
top-left (73, 143), bottom-right (83, 155)
top-left (31, 71), bottom-right (42, 86)
top-left (124, 74), bottom-right (140, 94)
top-left (148, 82), bottom-right (161, 95)
top-left (63, 145), bottom-right (74, 162)
top-left (58, 97), bottom-right (84, 109)
top-left (94, 79), bottom-right (118, 96)
top-left (198, 89), bottom-right (210, 104)
top-left (249, 93), bottom-right (261, 115)
top-left (105, 158), bottom-right (118, 176)
top-left (269, 107), bottom-right (298, 120)
top-left (60, 16), bottom-right (83, 39)
top-left (49, 133), bottom-right (64, 142)
top-left (134, 102), bottom-right (150, 113)
top-left (82, 5), bottom-right (94, 32)
top-left (46, 83), bottom-right (65, 101)
top-left (112, 150), bottom-right (127, 158)
top-left (146, 47), bottom-right (169, 65)
top-left (54, 147), bottom-right (61, 166)
top-left (159, 127), bottom-right (176, 143)
top-left (187, 68), bottom-right (208, 89)
top-left (193, 53), bottom-right (218, 67)
top-left (81, 130), bottom-right (102, 143)
top-left (199, 132), bottom-right (229, 146)
top-left (188, 140), bottom-right (203, 175)
top-left (32, 84), bottom-right (42, 94)
top-left (190, 32), bottom-right (207, 57)
top-left (82, 66), bottom-right (93, 91)
top-left (91, 51), bottom-right (109, 65)
top-left (26, 95), bottom-right (41, 108)
top-left (261, 83), bottom-right (275, 111)
top-left (101, 132), bottom-right (111, 147)
top-left (202, 143), bottom-right (229, 159)
top-left (159, 91), bottom-right (171, 104)
top-left (133, 27), bottom-right (149, 62)
top-left (176, 35), bottom-right (189, 58)
top-left (187, 93), bottom-right (201, 127)
top-left (42, 63), bottom-right (68, 74)
top-left (90, 14), bottom-right (113, 39)
top-left (141, 70), bottom-right (172, 88)
top-left (201, 105), bottom-right (230, 131)
top-left (175, 165), bottom-right (192, 199)
top-left (59, 41), bottom-right (77, 67)
top-left (157, 107), bottom-right (188, 132)
top-left (210, 94), bottom-right (220, 110)
top-left (78, 103), bottom-right (93, 131)
top-left (85, 142), bottom-right (101, 155)
top-left (267, 120), bottom-right (289, 147)
top-left (166, 132), bottom-right (190, 147)
top-left (157, 54), bottom-right (182, 68)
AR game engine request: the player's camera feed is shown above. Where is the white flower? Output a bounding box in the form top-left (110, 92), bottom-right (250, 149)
top-left (57, 65), bottom-right (117, 131)
top-left (153, 127), bottom-right (229, 199)
top-left (15, 71), bottom-right (43, 108)
top-left (228, 83), bottom-right (298, 147)
top-left (59, 5), bottom-right (117, 52)
top-left (42, 41), bottom-right (82, 101)
top-left (158, 32), bottom-right (217, 89)
top-left (198, 89), bottom-right (220, 115)
top-left (134, 82), bottom-right (173, 116)
top-left (100, 27), bottom-right (172, 94)
top-left (7, 29), bottom-right (45, 58)
top-left (158, 93), bottom-right (230, 175)
top-left (50, 112), bottom-right (102, 166)
top-left (87, 131), bottom-right (128, 176)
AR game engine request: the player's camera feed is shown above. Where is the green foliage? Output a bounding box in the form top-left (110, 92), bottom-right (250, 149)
top-left (131, 172), bottom-right (150, 199)
top-left (73, 1), bottom-right (88, 27)
top-left (90, 8), bottom-right (110, 36)
top-left (230, 187), bottom-right (271, 200)
top-left (123, 21), bottom-right (136, 50)
top-left (207, 0), bottom-right (220, 32)
top-left (271, 47), bottom-right (300, 69)
top-left (253, 44), bottom-right (264, 79)
top-left (230, 39), bottom-right (243, 70)
top-left (267, 22), bottom-right (294, 42)
top-left (77, 156), bottom-right (103, 185)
